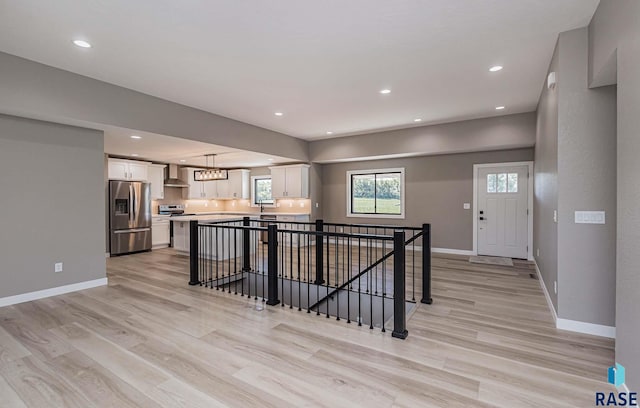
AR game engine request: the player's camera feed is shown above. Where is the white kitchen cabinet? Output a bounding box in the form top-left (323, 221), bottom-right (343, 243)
top-left (172, 220), bottom-right (190, 251)
top-left (108, 158), bottom-right (150, 181)
top-left (227, 169), bottom-right (250, 199)
top-left (269, 164), bottom-right (310, 198)
top-left (212, 179), bottom-right (229, 199)
top-left (182, 167), bottom-right (250, 200)
top-left (182, 167), bottom-right (206, 199)
top-left (148, 164), bottom-right (166, 200)
top-left (152, 216), bottom-right (170, 248)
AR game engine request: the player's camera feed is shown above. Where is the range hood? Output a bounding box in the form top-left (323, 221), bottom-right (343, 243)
top-left (164, 164), bottom-right (188, 188)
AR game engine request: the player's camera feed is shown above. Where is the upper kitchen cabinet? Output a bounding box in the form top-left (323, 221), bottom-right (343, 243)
top-left (108, 158), bottom-right (150, 181)
top-left (182, 167), bottom-right (249, 199)
top-left (148, 164), bottom-right (166, 200)
top-left (182, 167), bottom-right (206, 199)
top-left (269, 164), bottom-right (310, 198)
top-left (227, 169), bottom-right (250, 199)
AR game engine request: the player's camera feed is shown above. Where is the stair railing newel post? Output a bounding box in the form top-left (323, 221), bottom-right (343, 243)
top-left (314, 219), bottom-right (325, 284)
top-left (189, 220), bottom-right (200, 285)
top-left (391, 229), bottom-right (408, 339)
top-left (242, 217), bottom-right (251, 273)
top-left (420, 223), bottom-right (433, 304)
top-left (266, 223), bottom-right (280, 305)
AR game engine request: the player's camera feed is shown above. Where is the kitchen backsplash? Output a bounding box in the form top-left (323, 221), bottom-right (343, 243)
top-left (152, 186), bottom-right (311, 214)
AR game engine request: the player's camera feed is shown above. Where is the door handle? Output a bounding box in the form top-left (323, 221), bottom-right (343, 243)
top-left (129, 185), bottom-right (134, 222)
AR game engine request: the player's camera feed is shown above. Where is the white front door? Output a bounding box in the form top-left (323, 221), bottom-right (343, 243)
top-left (477, 165), bottom-right (529, 259)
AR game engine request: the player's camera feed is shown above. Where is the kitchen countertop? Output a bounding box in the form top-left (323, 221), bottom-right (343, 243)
top-left (159, 211), bottom-right (310, 219)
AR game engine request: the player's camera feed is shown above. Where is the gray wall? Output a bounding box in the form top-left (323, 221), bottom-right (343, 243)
top-left (0, 114), bottom-right (105, 298)
top-left (310, 113), bottom-right (536, 163)
top-left (321, 148), bottom-right (534, 250)
top-left (588, 0), bottom-right (640, 391)
top-left (0, 51), bottom-right (308, 162)
top-left (534, 40), bottom-right (559, 311)
top-left (556, 28), bottom-right (617, 327)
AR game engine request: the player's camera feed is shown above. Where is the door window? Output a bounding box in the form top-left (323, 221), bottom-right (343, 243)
top-left (487, 173), bottom-right (518, 193)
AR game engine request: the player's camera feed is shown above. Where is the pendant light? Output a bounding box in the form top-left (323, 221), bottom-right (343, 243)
top-left (194, 154), bottom-right (228, 181)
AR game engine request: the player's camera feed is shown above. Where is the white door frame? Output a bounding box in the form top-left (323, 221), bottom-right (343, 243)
top-left (473, 161), bottom-right (534, 260)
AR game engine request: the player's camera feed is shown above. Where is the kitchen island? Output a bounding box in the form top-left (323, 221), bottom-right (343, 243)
top-left (171, 214), bottom-right (248, 259)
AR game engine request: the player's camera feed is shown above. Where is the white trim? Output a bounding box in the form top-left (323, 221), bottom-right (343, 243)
top-left (346, 167), bottom-right (405, 220)
top-left (534, 259), bottom-right (615, 338)
top-left (534, 259), bottom-right (557, 323)
top-left (556, 318), bottom-right (615, 339)
top-left (621, 384), bottom-right (630, 394)
top-left (0, 278), bottom-right (108, 308)
top-left (432, 247), bottom-right (475, 256)
top-left (472, 161), bottom-right (534, 260)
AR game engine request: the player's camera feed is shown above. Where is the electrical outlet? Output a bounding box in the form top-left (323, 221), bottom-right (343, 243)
top-left (537, 248), bottom-right (540, 257)
top-left (554, 281), bottom-right (557, 294)
top-left (315, 202), bottom-right (319, 208)
top-left (463, 203), bottom-right (471, 210)
top-left (54, 262), bottom-right (63, 273)
top-left (553, 210), bottom-right (558, 223)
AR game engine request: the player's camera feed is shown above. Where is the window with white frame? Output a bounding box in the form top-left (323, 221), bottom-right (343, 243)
top-left (347, 168), bottom-right (405, 218)
top-left (251, 176), bottom-right (274, 206)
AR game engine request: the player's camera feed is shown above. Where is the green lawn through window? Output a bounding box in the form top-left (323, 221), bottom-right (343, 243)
top-left (352, 197), bottom-right (401, 214)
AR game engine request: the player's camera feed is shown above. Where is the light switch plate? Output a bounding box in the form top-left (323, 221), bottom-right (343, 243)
top-left (575, 211), bottom-right (605, 224)
top-left (463, 203), bottom-right (471, 210)
top-left (54, 262), bottom-right (63, 273)
top-left (553, 210), bottom-right (558, 223)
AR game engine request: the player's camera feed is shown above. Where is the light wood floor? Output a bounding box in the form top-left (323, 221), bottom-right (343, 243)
top-left (0, 249), bottom-right (615, 407)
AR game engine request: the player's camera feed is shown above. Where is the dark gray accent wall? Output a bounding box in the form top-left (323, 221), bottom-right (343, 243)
top-left (0, 114), bottom-right (105, 298)
top-left (0, 52), bottom-right (308, 162)
top-left (588, 0), bottom-right (640, 391)
top-left (534, 40), bottom-right (559, 312)
top-left (321, 148), bottom-right (533, 250)
top-left (310, 113), bottom-right (536, 163)
top-left (556, 28), bottom-right (617, 327)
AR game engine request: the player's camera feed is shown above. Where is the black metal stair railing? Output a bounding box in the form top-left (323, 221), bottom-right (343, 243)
top-left (187, 217), bottom-right (432, 339)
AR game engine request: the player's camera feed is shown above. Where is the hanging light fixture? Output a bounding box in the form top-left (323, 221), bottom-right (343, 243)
top-left (194, 154), bottom-right (228, 181)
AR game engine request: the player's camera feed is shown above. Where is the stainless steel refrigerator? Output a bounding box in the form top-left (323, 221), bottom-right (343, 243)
top-left (109, 180), bottom-right (152, 255)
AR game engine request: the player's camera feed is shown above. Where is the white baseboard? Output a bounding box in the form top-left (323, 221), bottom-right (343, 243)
top-left (556, 318), bottom-right (615, 339)
top-left (533, 259), bottom-right (558, 324)
top-left (432, 247), bottom-right (475, 256)
top-left (534, 260), bottom-right (615, 338)
top-left (0, 278), bottom-right (108, 308)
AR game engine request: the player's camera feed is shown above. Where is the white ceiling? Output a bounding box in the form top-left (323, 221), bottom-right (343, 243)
top-left (0, 0), bottom-right (598, 140)
top-left (103, 126), bottom-right (294, 167)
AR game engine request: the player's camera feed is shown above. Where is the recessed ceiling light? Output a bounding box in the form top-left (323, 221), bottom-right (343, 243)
top-left (73, 39), bottom-right (92, 48)
top-left (495, 106), bottom-right (505, 110)
top-left (179, 159), bottom-right (186, 163)
top-left (326, 131), bottom-right (333, 135)
top-left (130, 135), bottom-right (142, 139)
top-left (131, 153), bottom-right (139, 157)
top-left (379, 89), bottom-right (391, 94)
top-left (414, 118), bottom-right (422, 122)
top-left (489, 65), bottom-right (503, 72)
top-left (274, 112), bottom-right (284, 116)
